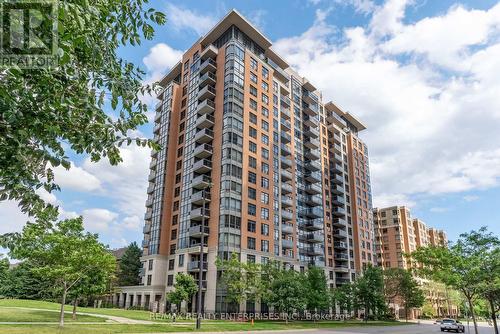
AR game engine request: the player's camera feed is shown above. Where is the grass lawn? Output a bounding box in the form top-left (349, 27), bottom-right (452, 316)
top-left (0, 308), bottom-right (106, 323)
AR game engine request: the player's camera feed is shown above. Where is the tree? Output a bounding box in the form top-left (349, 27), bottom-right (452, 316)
top-left (304, 266), bottom-right (329, 313)
top-left (383, 268), bottom-right (425, 321)
top-left (353, 265), bottom-right (387, 321)
top-left (0, 215), bottom-right (116, 327)
top-left (0, 256), bottom-right (8, 285)
top-left (0, 0), bottom-right (166, 218)
top-left (331, 284), bottom-right (354, 316)
top-left (411, 227), bottom-right (499, 334)
top-left (166, 273), bottom-right (198, 311)
top-left (117, 242), bottom-right (142, 286)
top-left (0, 261), bottom-right (55, 300)
top-left (267, 269), bottom-right (307, 323)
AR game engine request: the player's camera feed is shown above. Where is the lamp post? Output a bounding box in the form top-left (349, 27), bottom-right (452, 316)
top-left (196, 182), bottom-right (211, 329)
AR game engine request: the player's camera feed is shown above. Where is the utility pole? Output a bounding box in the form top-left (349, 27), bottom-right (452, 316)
top-left (196, 183), bottom-right (211, 329)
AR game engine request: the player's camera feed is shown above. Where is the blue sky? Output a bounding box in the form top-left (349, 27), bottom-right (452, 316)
top-left (1, 0), bottom-right (500, 249)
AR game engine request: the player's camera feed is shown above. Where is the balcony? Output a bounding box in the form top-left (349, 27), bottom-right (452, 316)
top-left (334, 264), bottom-right (350, 273)
top-left (196, 113), bottom-right (215, 129)
top-left (143, 224), bottom-right (151, 234)
top-left (303, 90), bottom-right (319, 105)
top-left (334, 143), bottom-right (342, 153)
top-left (282, 210), bottom-right (293, 221)
top-left (147, 184), bottom-right (154, 194)
top-left (305, 219), bottom-right (323, 231)
top-left (334, 241), bottom-right (348, 250)
top-left (332, 218), bottom-right (347, 228)
top-left (145, 198), bottom-right (153, 207)
top-left (144, 211), bottom-right (152, 220)
top-left (281, 144), bottom-right (292, 156)
top-left (336, 277), bottom-right (351, 285)
top-left (142, 239), bottom-right (149, 247)
top-left (281, 183), bottom-right (293, 194)
top-left (191, 190), bottom-right (211, 205)
top-left (306, 195), bottom-right (322, 207)
top-left (154, 111), bottom-right (162, 122)
top-left (197, 99), bottom-right (215, 115)
top-left (305, 183), bottom-right (322, 194)
top-left (281, 156), bottom-right (292, 169)
top-left (199, 71), bottom-right (216, 88)
top-left (333, 153), bottom-right (343, 163)
top-left (281, 131), bottom-right (291, 143)
top-left (193, 159), bottom-right (212, 174)
top-left (190, 207), bottom-right (210, 221)
top-left (281, 169), bottom-right (293, 181)
top-left (304, 207), bottom-right (323, 218)
top-left (195, 128), bottom-right (214, 144)
top-left (193, 144), bottom-right (213, 159)
top-left (334, 253), bottom-right (349, 261)
top-left (332, 196), bottom-right (345, 206)
top-left (305, 149), bottom-right (320, 160)
top-left (200, 44), bottom-right (218, 60)
top-left (332, 174), bottom-right (344, 185)
top-left (280, 95), bottom-right (291, 107)
top-left (148, 171), bottom-right (156, 182)
top-left (199, 58), bottom-right (216, 74)
top-left (188, 261), bottom-right (208, 271)
top-left (281, 196), bottom-right (293, 208)
top-left (188, 225), bottom-right (210, 238)
top-left (303, 102), bottom-right (319, 116)
top-left (307, 245), bottom-right (323, 256)
top-left (304, 137), bottom-right (320, 149)
top-left (333, 229), bottom-right (348, 238)
top-left (281, 107), bottom-right (291, 120)
top-left (149, 159), bottom-right (157, 169)
top-left (280, 119), bottom-right (291, 132)
top-left (192, 174), bottom-right (211, 189)
top-left (153, 122), bottom-right (160, 134)
top-left (332, 207), bottom-right (346, 217)
top-left (281, 224), bottom-right (294, 234)
top-left (198, 85), bottom-right (216, 101)
top-left (282, 239), bottom-right (294, 249)
top-left (305, 160), bottom-right (321, 172)
top-left (303, 126), bottom-right (319, 138)
top-left (303, 114), bottom-right (319, 128)
top-left (305, 171), bottom-right (321, 183)
top-left (307, 233), bottom-right (323, 243)
top-left (332, 184), bottom-right (344, 195)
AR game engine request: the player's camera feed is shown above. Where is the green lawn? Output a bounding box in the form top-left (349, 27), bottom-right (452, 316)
top-left (0, 308), bottom-right (106, 323)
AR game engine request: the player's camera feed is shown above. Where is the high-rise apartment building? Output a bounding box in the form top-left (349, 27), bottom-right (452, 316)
top-left (116, 10), bottom-right (374, 312)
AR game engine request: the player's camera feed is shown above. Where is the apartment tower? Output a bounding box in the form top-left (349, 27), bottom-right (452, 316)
top-left (116, 10), bottom-right (375, 313)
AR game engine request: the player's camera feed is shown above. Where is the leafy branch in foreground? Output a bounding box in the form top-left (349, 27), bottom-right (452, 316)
top-left (0, 0), bottom-right (166, 217)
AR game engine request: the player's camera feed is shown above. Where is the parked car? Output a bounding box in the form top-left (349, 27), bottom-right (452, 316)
top-left (440, 318), bottom-right (465, 332)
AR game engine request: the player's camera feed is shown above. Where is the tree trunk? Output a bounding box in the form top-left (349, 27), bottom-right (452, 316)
top-left (59, 285), bottom-right (67, 327)
top-left (488, 298), bottom-right (499, 334)
top-left (72, 298), bottom-right (78, 321)
top-left (465, 295), bottom-right (479, 334)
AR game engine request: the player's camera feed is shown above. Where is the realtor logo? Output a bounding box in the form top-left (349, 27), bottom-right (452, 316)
top-left (0, 0), bottom-right (58, 68)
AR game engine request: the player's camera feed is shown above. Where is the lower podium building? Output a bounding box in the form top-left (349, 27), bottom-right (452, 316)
top-left (116, 10), bottom-right (375, 313)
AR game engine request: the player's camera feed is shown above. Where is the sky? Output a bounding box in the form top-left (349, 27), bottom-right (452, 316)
top-left (1, 0), bottom-right (500, 250)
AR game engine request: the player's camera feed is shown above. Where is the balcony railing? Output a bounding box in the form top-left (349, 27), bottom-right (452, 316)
top-left (305, 183), bottom-right (322, 194)
top-left (190, 207), bottom-right (210, 221)
top-left (193, 159), bottom-right (212, 174)
top-left (305, 160), bottom-right (321, 171)
top-left (195, 128), bottom-right (214, 144)
top-left (188, 260), bottom-right (208, 271)
top-left (197, 99), bottom-right (215, 115)
top-left (199, 58), bottom-right (216, 74)
top-left (281, 156), bottom-right (292, 168)
top-left (281, 224), bottom-right (294, 234)
top-left (193, 143), bottom-right (213, 159)
top-left (282, 239), bottom-right (294, 249)
top-left (192, 174), bottom-right (211, 189)
top-left (281, 210), bottom-right (293, 221)
top-left (304, 219), bottom-right (323, 231)
top-left (188, 225), bottom-right (210, 237)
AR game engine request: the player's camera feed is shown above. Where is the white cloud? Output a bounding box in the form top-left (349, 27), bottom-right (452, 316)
top-left (143, 43), bottom-right (183, 77)
top-left (0, 201), bottom-right (30, 235)
top-left (430, 207), bottom-right (450, 213)
top-left (53, 162), bottom-right (101, 192)
top-left (82, 208), bottom-right (119, 232)
top-left (166, 3), bottom-right (217, 36)
top-left (274, 1), bottom-right (500, 208)
top-left (246, 9), bottom-right (267, 31)
top-left (463, 195), bottom-right (479, 202)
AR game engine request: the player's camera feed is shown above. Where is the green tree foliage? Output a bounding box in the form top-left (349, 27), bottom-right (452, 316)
top-left (353, 266), bottom-right (387, 320)
top-left (0, 261), bottom-right (55, 300)
top-left (0, 0), bottom-right (166, 217)
top-left (411, 226), bottom-right (499, 334)
top-left (267, 269), bottom-right (307, 322)
top-left (331, 284), bottom-right (354, 315)
top-left (383, 268), bottom-right (425, 321)
top-left (166, 273), bottom-right (198, 311)
top-left (117, 242), bottom-right (142, 286)
top-left (0, 215), bottom-right (116, 327)
top-left (304, 266), bottom-right (329, 313)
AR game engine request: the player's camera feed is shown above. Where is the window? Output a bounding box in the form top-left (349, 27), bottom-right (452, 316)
top-left (249, 127), bottom-right (257, 139)
top-left (248, 172), bottom-right (257, 184)
top-left (249, 141), bottom-right (257, 153)
top-left (250, 58), bottom-right (258, 71)
top-left (261, 177), bottom-right (269, 189)
top-left (171, 229), bottom-right (177, 240)
top-left (248, 220), bottom-right (256, 233)
top-left (249, 156), bottom-right (257, 169)
top-left (248, 187), bottom-right (257, 200)
top-left (261, 207), bottom-right (269, 220)
top-left (262, 67), bottom-right (269, 79)
top-left (262, 147), bottom-right (269, 160)
top-left (248, 203), bottom-right (256, 216)
top-left (250, 98), bottom-right (257, 111)
top-left (261, 106), bottom-right (269, 117)
top-left (262, 134), bottom-right (269, 145)
top-left (250, 72), bottom-right (257, 83)
top-left (261, 223), bottom-right (269, 236)
top-left (148, 259), bottom-right (153, 270)
top-left (261, 162), bottom-right (269, 174)
top-left (168, 259), bottom-right (175, 270)
top-left (166, 274), bottom-right (173, 286)
top-left (178, 254), bottom-right (184, 267)
top-left (248, 237), bottom-right (256, 250)
top-left (250, 113), bottom-right (257, 124)
top-left (262, 120), bottom-right (269, 131)
top-left (261, 81), bottom-right (269, 92)
top-left (148, 275), bottom-right (153, 286)
top-left (247, 254), bottom-right (256, 263)
top-left (262, 93), bottom-right (269, 104)
top-left (250, 85), bottom-right (257, 97)
top-left (261, 240), bottom-right (269, 252)
top-left (261, 192), bottom-right (269, 204)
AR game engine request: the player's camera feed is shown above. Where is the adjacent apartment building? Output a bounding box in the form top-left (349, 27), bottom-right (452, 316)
top-left (373, 206), bottom-right (455, 319)
top-left (116, 10), bottom-right (375, 313)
